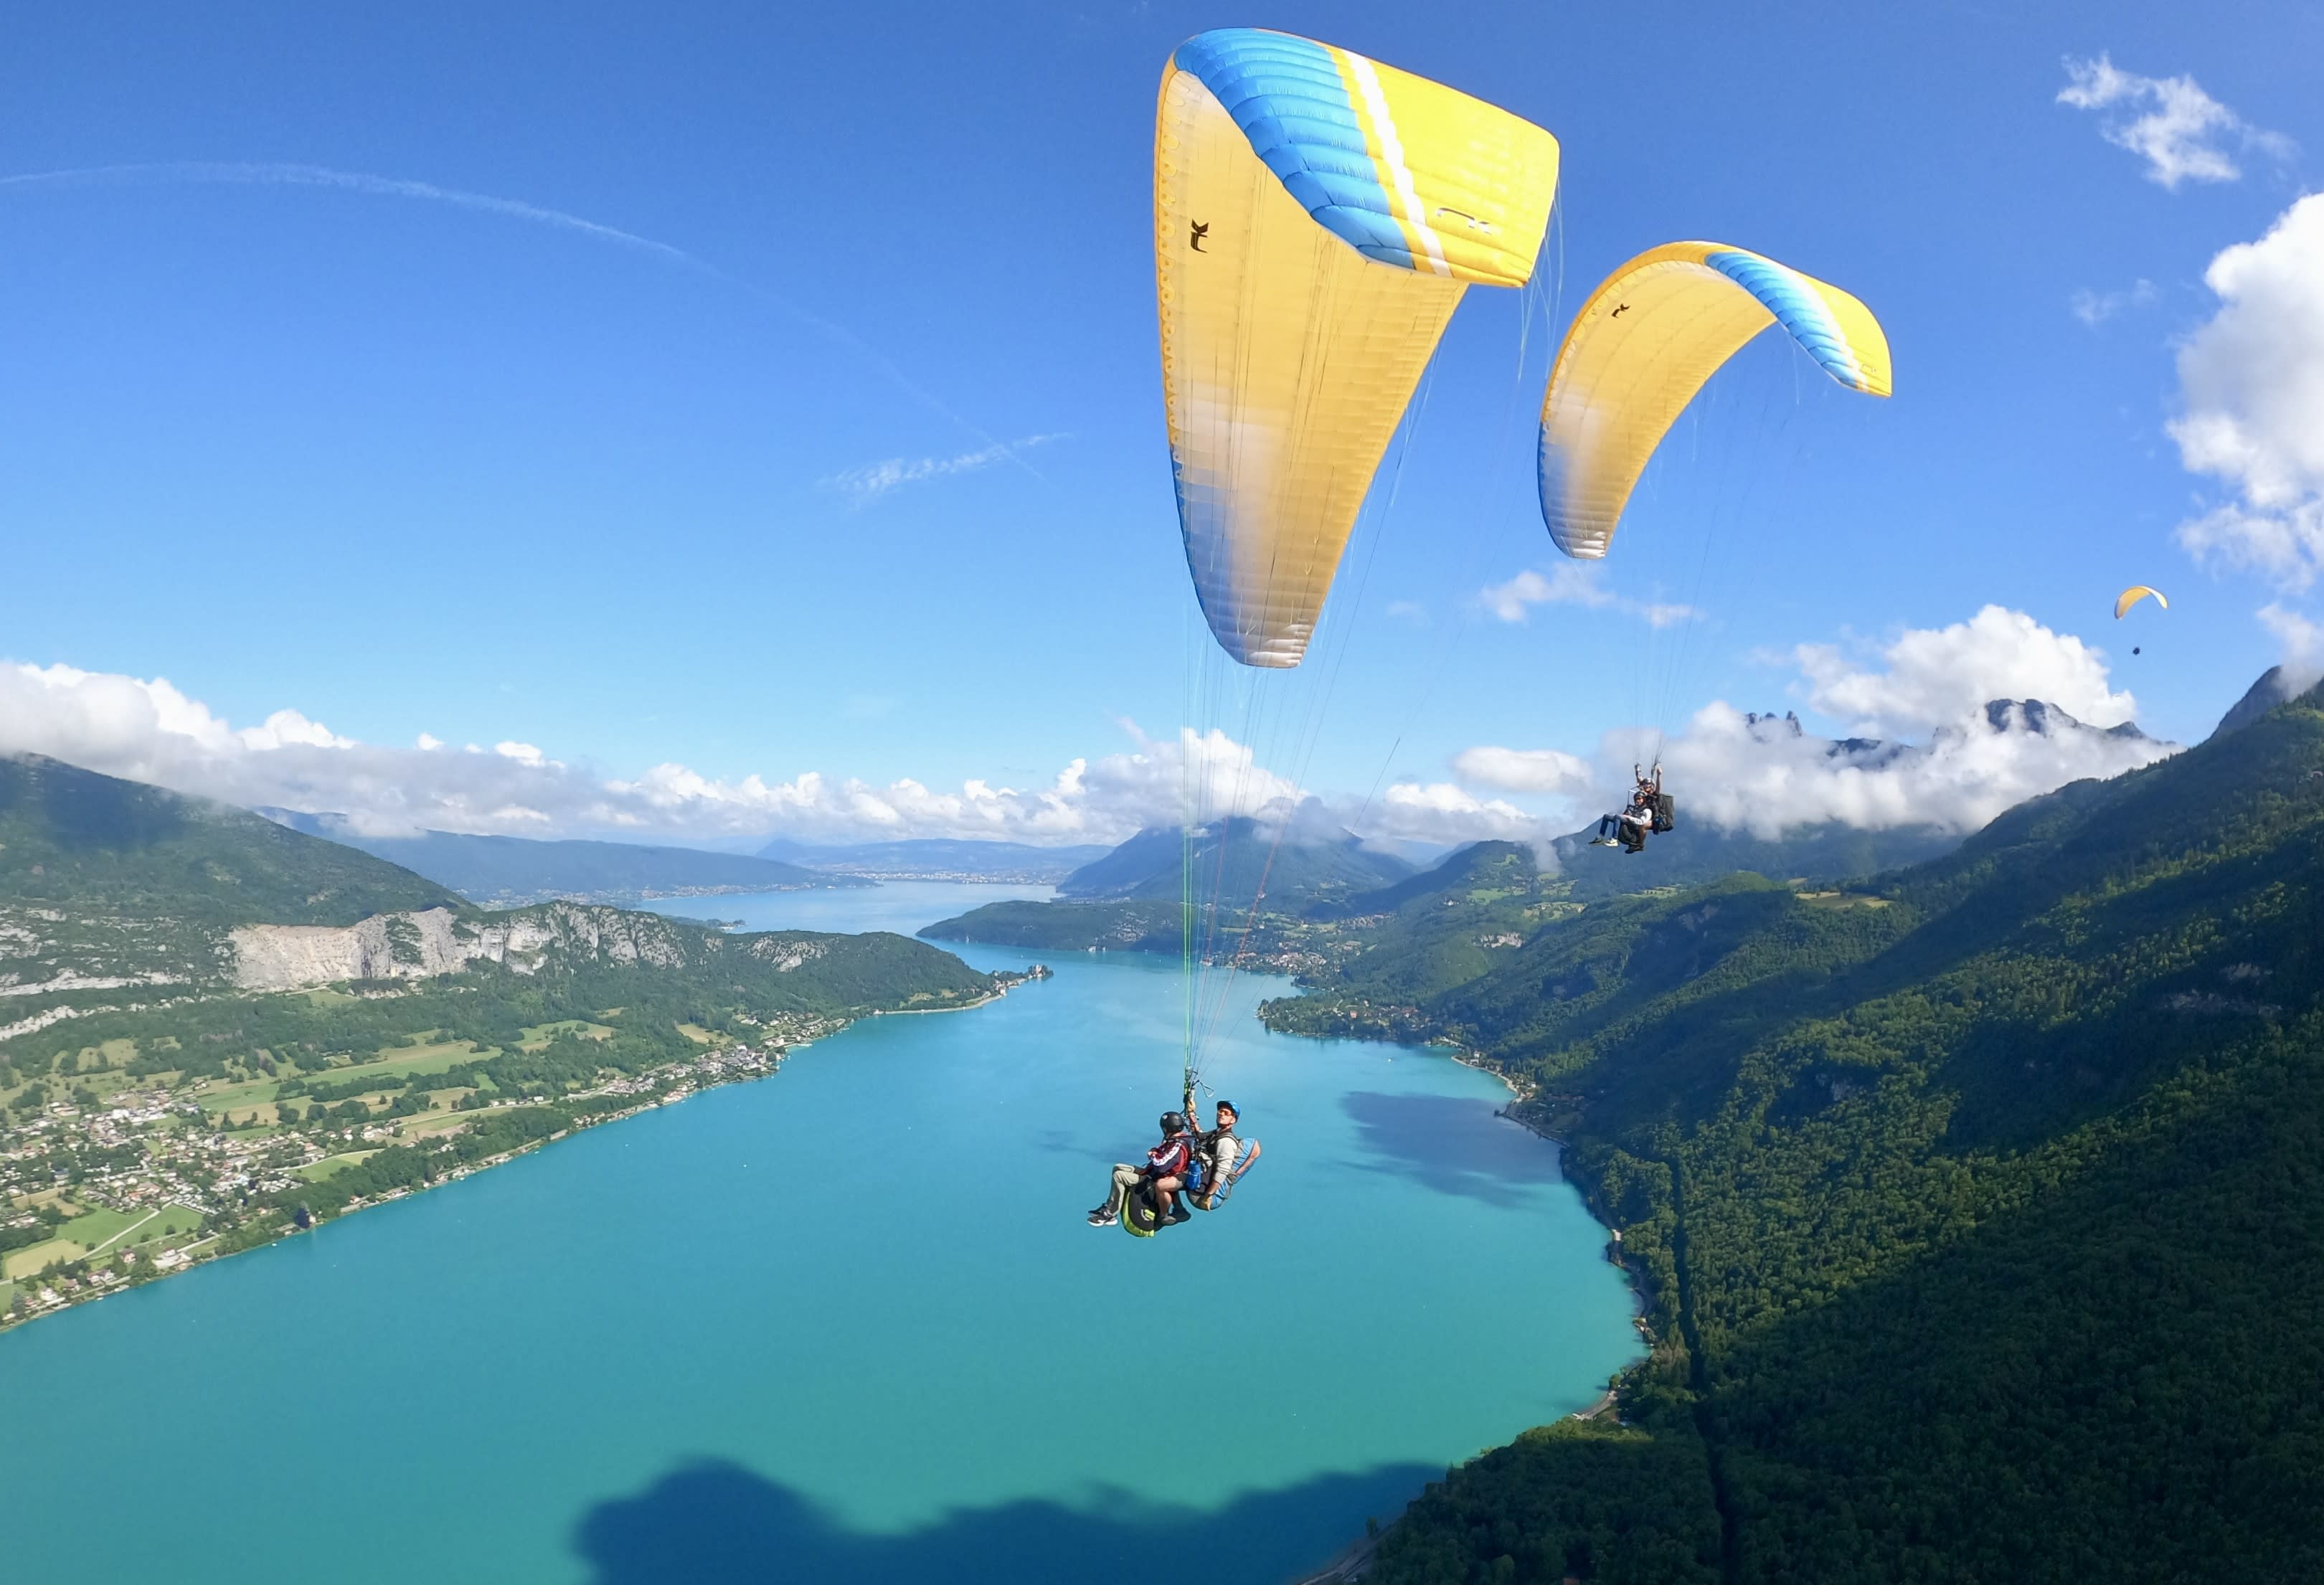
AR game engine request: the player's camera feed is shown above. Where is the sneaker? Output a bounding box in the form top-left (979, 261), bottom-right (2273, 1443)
top-left (1087, 1208), bottom-right (1114, 1226)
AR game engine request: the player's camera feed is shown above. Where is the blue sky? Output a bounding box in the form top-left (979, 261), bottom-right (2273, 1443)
top-left (4, 1), bottom-right (2321, 845)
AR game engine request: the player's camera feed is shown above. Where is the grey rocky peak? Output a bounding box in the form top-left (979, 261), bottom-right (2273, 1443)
top-left (1979, 699), bottom-right (2153, 742)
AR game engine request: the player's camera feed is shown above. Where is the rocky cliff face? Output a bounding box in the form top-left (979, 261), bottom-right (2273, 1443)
top-left (227, 902), bottom-right (706, 991)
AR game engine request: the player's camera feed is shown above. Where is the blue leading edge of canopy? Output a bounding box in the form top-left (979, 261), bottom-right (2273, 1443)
top-left (1701, 250), bottom-right (1866, 390)
top-left (1171, 29), bottom-right (1417, 271)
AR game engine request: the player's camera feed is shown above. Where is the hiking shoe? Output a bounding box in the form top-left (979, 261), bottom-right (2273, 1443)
top-left (1087, 1208), bottom-right (1114, 1226)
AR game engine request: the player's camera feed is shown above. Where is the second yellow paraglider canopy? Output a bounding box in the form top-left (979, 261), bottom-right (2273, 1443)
top-left (1536, 242), bottom-right (1892, 561)
top-left (2115, 585), bottom-right (2168, 619)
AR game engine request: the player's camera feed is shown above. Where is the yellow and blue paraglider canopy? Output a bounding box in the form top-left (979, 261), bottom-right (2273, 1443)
top-left (1156, 28), bottom-right (1560, 667)
top-left (2115, 585), bottom-right (2168, 619)
top-left (1537, 241), bottom-right (1892, 561)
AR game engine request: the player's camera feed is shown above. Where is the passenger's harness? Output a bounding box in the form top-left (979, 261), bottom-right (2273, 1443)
top-left (1191, 1125), bottom-right (1251, 1201)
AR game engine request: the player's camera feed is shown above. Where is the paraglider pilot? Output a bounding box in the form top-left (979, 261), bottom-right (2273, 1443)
top-left (1592, 766), bottom-right (1662, 853)
top-left (1184, 1099), bottom-right (1261, 1210)
top-left (1090, 1112), bottom-right (1194, 1227)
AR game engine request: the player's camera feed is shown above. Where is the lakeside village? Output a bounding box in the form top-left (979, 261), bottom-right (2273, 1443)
top-left (1, 965), bottom-right (1051, 1332)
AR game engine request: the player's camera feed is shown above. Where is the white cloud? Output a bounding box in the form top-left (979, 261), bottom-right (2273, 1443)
top-left (415, 733), bottom-right (443, 751)
top-left (2257, 602), bottom-right (2324, 683)
top-left (825, 433), bottom-right (1065, 506)
top-left (1480, 564), bottom-right (1700, 628)
top-left (1792, 605), bottom-right (2135, 735)
top-left (2057, 54), bottom-right (2292, 189)
top-left (1445, 607), bottom-right (2171, 840)
top-left (1361, 782), bottom-right (1540, 846)
top-left (1450, 745), bottom-right (1595, 796)
top-left (239, 709), bottom-right (354, 751)
top-left (2170, 195), bottom-right (2324, 589)
top-left (2069, 278), bottom-right (2156, 326)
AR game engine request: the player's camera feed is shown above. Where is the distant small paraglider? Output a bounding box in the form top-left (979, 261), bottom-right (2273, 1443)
top-left (2117, 587), bottom-right (2164, 658)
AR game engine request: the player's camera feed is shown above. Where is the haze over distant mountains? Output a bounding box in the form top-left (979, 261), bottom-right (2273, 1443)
top-left (259, 813), bottom-right (867, 907)
top-left (756, 837), bottom-right (1110, 883)
top-left (1057, 816), bottom-right (1414, 906)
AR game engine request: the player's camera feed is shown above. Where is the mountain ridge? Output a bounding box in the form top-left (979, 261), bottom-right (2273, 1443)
top-left (757, 836), bottom-right (1110, 882)
top-left (261, 815), bottom-right (867, 905)
top-left (1058, 815), bottom-right (1414, 907)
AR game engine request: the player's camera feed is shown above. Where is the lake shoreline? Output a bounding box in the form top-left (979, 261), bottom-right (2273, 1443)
top-left (1263, 1037), bottom-right (1648, 1582)
top-left (4, 975), bottom-right (1047, 1335)
top-left (1275, 1041), bottom-right (1648, 1583)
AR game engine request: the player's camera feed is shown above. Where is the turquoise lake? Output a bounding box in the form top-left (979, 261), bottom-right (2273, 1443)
top-left (0, 883), bottom-right (1640, 1584)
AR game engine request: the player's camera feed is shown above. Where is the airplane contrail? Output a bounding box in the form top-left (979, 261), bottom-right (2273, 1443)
top-left (0, 162), bottom-right (704, 266)
top-left (0, 161), bottom-right (1038, 477)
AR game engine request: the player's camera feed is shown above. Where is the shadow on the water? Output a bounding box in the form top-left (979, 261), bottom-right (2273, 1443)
top-left (1338, 1092), bottom-right (1563, 1208)
top-left (573, 1458), bottom-right (1435, 1584)
top-left (1028, 1127), bottom-right (1121, 1165)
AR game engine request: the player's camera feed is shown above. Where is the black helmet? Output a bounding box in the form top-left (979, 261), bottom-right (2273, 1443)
top-left (1160, 1111), bottom-right (1188, 1135)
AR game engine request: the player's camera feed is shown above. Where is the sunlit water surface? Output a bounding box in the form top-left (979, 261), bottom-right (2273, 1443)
top-left (0, 882), bottom-right (1638, 1584)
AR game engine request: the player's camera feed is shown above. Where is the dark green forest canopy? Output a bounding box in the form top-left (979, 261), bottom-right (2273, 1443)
top-left (1288, 687), bottom-right (2324, 1582)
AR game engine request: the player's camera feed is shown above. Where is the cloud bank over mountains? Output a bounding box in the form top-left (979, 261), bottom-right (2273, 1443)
top-left (1458, 606), bottom-right (2173, 840)
top-left (0, 661), bottom-right (1247, 846)
top-left (1790, 605), bottom-right (2136, 737)
top-left (1, 604), bottom-right (2171, 854)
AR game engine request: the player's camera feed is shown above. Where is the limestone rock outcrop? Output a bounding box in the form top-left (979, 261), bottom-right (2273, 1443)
top-left (228, 902), bottom-right (700, 991)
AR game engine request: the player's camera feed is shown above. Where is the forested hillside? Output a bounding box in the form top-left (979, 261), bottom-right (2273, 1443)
top-left (1266, 686), bottom-right (2324, 1582)
top-left (1544, 817), bottom-right (1959, 898)
top-left (1, 755), bottom-right (456, 926)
